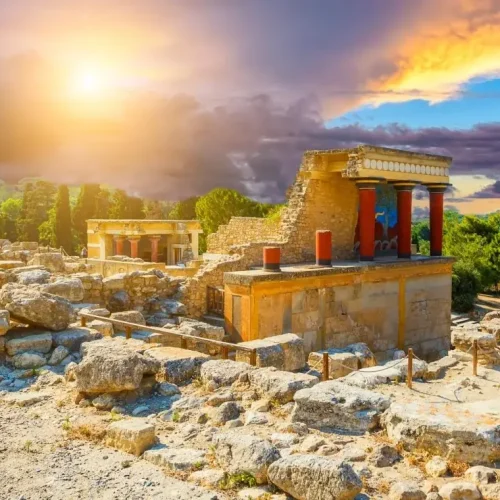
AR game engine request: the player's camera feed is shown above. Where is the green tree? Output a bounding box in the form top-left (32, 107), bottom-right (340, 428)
top-left (72, 184), bottom-right (101, 248)
top-left (38, 208), bottom-right (56, 246)
top-left (17, 181), bottom-right (56, 242)
top-left (168, 197), bottom-right (199, 220)
top-left (109, 189), bottom-right (144, 219)
top-left (195, 188), bottom-right (269, 236)
top-left (0, 198), bottom-right (22, 241)
top-left (95, 188), bottom-right (111, 219)
top-left (143, 200), bottom-right (173, 219)
top-left (53, 185), bottom-right (73, 254)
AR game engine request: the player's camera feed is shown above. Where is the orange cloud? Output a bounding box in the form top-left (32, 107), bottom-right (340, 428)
top-left (366, 1), bottom-right (500, 105)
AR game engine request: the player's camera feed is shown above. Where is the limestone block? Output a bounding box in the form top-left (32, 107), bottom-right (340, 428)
top-left (41, 278), bottom-right (85, 303)
top-left (200, 359), bottom-right (256, 386)
top-left (424, 356), bottom-right (459, 381)
top-left (248, 367), bottom-right (318, 403)
top-left (144, 447), bottom-right (207, 471)
top-left (88, 320), bottom-right (114, 337)
top-left (27, 252), bottom-right (64, 272)
top-left (6, 332), bottom-right (52, 355)
top-left (308, 350), bottom-right (358, 379)
top-left (110, 311), bottom-right (146, 332)
top-left (48, 345), bottom-right (70, 365)
top-left (1, 392), bottom-right (50, 407)
top-left (464, 465), bottom-right (498, 484)
top-left (106, 419), bottom-right (157, 456)
top-left (291, 380), bottom-right (390, 433)
top-left (102, 274), bottom-right (126, 291)
top-left (213, 432), bottom-right (280, 484)
top-left (17, 269), bottom-right (51, 285)
top-left (265, 333), bottom-right (306, 371)
top-left (438, 482), bottom-right (481, 500)
top-left (145, 346), bottom-right (210, 385)
top-left (452, 327), bottom-right (500, 366)
top-left (11, 351), bottom-right (47, 369)
top-left (267, 455), bottom-right (362, 500)
top-left (382, 400), bottom-right (500, 464)
top-left (235, 339), bottom-right (285, 369)
top-left (389, 482), bottom-right (426, 500)
top-left (52, 327), bottom-right (102, 352)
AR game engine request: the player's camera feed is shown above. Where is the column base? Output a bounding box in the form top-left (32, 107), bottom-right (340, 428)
top-left (430, 251), bottom-right (443, 257)
top-left (316, 259), bottom-right (332, 266)
top-left (398, 253), bottom-right (412, 259)
top-left (263, 263), bottom-right (281, 272)
top-left (359, 255), bottom-right (374, 262)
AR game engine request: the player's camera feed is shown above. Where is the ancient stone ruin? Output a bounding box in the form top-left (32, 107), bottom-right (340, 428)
top-left (0, 146), bottom-right (499, 499)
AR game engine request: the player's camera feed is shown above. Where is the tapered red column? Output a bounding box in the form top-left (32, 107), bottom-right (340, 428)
top-left (394, 183), bottom-right (416, 259)
top-left (129, 237), bottom-right (140, 258)
top-left (427, 184), bottom-right (448, 257)
top-left (114, 236), bottom-right (126, 256)
top-left (356, 179), bottom-right (379, 261)
top-left (150, 236), bottom-right (161, 262)
top-left (316, 230), bottom-right (332, 266)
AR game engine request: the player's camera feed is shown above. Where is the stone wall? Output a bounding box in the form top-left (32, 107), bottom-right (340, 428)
top-left (206, 217), bottom-right (280, 254)
top-left (72, 271), bottom-right (181, 312)
top-left (182, 152), bottom-right (360, 316)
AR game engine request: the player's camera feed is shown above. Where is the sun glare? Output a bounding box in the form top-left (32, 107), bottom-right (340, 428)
top-left (71, 66), bottom-right (108, 96)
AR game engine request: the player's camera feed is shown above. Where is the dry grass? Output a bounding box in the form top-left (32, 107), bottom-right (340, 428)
top-left (448, 460), bottom-right (469, 477)
top-left (65, 423), bottom-right (107, 443)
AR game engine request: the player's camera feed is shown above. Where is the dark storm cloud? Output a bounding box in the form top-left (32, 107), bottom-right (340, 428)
top-left (470, 180), bottom-right (500, 198)
top-left (1, 53), bottom-right (500, 202)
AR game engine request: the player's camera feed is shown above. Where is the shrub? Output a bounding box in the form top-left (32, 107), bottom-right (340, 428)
top-left (452, 262), bottom-right (482, 313)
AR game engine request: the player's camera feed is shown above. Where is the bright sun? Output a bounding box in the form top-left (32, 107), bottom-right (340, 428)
top-left (71, 67), bottom-right (107, 96)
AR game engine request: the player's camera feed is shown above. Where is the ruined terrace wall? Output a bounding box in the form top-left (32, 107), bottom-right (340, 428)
top-left (206, 217), bottom-right (280, 254)
top-left (182, 152), bottom-right (360, 317)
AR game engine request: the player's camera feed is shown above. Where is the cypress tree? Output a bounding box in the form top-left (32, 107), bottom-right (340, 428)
top-left (72, 184), bottom-right (101, 249)
top-left (54, 185), bottom-right (73, 254)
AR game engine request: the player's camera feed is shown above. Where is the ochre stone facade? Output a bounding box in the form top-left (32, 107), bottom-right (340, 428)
top-left (223, 258), bottom-right (453, 360)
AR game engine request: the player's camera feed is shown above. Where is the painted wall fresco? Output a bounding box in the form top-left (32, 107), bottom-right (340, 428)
top-left (354, 184), bottom-right (398, 253)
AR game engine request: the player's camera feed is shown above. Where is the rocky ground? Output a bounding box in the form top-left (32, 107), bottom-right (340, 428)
top-left (1, 353), bottom-right (499, 500)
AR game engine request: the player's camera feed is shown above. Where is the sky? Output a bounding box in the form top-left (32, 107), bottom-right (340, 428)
top-left (1, 0), bottom-right (500, 214)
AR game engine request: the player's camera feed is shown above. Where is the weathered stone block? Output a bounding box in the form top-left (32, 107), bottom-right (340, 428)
top-left (110, 311), bottom-right (146, 332)
top-left (6, 332), bottom-right (52, 355)
top-left (144, 447), bottom-right (206, 471)
top-left (106, 419), bottom-right (157, 456)
top-left (265, 333), bottom-right (306, 371)
top-left (291, 380), bottom-right (390, 432)
top-left (235, 339), bottom-right (284, 369)
top-left (200, 359), bottom-right (256, 386)
top-left (0, 309), bottom-right (9, 336)
top-left (308, 350), bottom-right (358, 379)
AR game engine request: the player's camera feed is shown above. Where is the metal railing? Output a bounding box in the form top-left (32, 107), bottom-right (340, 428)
top-left (79, 312), bottom-right (257, 365)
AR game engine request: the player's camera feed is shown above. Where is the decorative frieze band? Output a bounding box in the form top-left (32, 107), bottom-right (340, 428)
top-left (363, 158), bottom-right (449, 177)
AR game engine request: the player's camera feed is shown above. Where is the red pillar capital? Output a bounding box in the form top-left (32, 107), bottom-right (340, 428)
top-left (355, 179), bottom-right (380, 262)
top-left (393, 182), bottom-right (417, 259)
top-left (427, 184), bottom-right (448, 257)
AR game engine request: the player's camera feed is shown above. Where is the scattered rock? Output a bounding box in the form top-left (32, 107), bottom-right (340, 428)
top-left (206, 391), bottom-right (234, 407)
top-left (426, 457), bottom-right (448, 478)
top-left (211, 401), bottom-right (240, 425)
top-left (251, 399), bottom-right (271, 412)
top-left (291, 380), bottom-right (390, 432)
top-left (188, 469), bottom-right (225, 488)
top-left (368, 444), bottom-right (400, 467)
top-left (2, 392), bottom-right (50, 407)
top-left (158, 382), bottom-right (181, 397)
top-left (48, 345), bottom-right (70, 365)
top-left (438, 481), bottom-right (481, 500)
top-left (425, 357), bottom-right (459, 381)
top-left (105, 419), bottom-right (157, 456)
top-left (382, 400), bottom-right (500, 464)
top-left (464, 465), bottom-right (497, 484)
top-left (92, 394), bottom-right (117, 411)
top-left (267, 454), bottom-right (362, 500)
top-left (225, 418), bottom-right (244, 429)
top-left (271, 433), bottom-right (298, 449)
top-left (338, 447), bottom-right (367, 463)
top-left (144, 446), bottom-right (206, 471)
top-left (389, 482), bottom-right (426, 500)
top-left (11, 351), bottom-right (47, 369)
top-left (88, 320), bottom-right (114, 337)
top-left (452, 327), bottom-right (500, 366)
top-left (248, 367), bottom-right (318, 403)
top-left (53, 327), bottom-right (102, 352)
top-left (145, 347), bottom-right (209, 385)
top-left (0, 283), bottom-right (73, 331)
top-left (213, 433), bottom-right (281, 484)
top-left (41, 278), bottom-right (85, 303)
top-left (28, 252), bottom-right (65, 272)
top-left (300, 435), bottom-right (326, 453)
top-left (245, 411), bottom-right (269, 426)
top-left (0, 309), bottom-right (10, 336)
top-left (64, 361), bottom-right (77, 382)
top-left (132, 405), bottom-right (150, 416)
top-left (74, 338), bottom-right (160, 394)
top-left (200, 359), bottom-right (256, 387)
top-left (17, 269), bottom-right (51, 285)
top-left (5, 332), bottom-right (53, 356)
top-left (110, 311), bottom-right (146, 331)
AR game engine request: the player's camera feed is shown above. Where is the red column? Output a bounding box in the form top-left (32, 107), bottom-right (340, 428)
top-left (394, 183), bottom-right (416, 259)
top-left (150, 236), bottom-right (161, 262)
top-left (114, 236), bottom-right (125, 256)
top-left (428, 184), bottom-right (447, 257)
top-left (356, 180), bottom-right (378, 261)
top-left (263, 246), bottom-right (281, 272)
top-left (129, 237), bottom-right (140, 258)
top-left (316, 230), bottom-right (332, 266)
